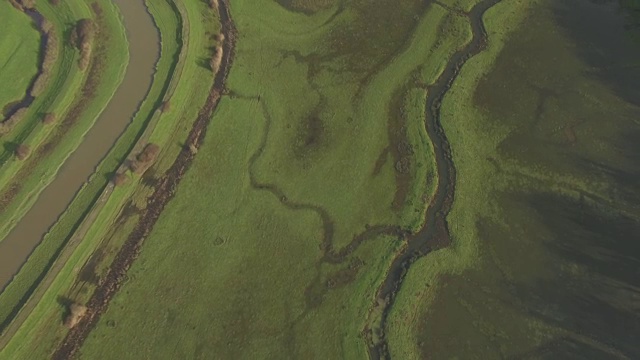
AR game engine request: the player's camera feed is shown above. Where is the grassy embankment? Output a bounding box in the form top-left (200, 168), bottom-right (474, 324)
top-left (0, 2), bottom-right (40, 113)
top-left (0, 0), bottom-right (178, 337)
top-left (0, 0), bottom-right (220, 358)
top-left (0, 0), bottom-right (128, 242)
top-left (73, 1), bottom-right (483, 359)
top-left (387, 0), bottom-right (640, 358)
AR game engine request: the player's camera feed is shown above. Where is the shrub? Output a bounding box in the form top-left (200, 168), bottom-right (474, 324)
top-left (64, 303), bottom-right (87, 329)
top-left (41, 19), bottom-right (53, 33)
top-left (15, 144), bottom-right (31, 160)
top-left (137, 143), bottom-right (160, 163)
top-left (19, 0), bottom-right (35, 9)
top-left (8, 0), bottom-right (22, 11)
top-left (113, 173), bottom-right (129, 186)
top-left (210, 46), bottom-right (222, 73)
top-left (130, 143), bottom-right (161, 174)
top-left (129, 160), bottom-right (143, 174)
top-left (31, 32), bottom-right (59, 97)
top-left (160, 100), bottom-right (171, 113)
top-left (188, 143), bottom-right (198, 155)
top-left (214, 33), bottom-right (225, 43)
top-left (42, 112), bottom-right (56, 125)
top-left (3, 108), bottom-right (28, 130)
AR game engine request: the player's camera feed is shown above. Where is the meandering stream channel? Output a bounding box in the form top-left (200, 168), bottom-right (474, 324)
top-left (0, 0), bottom-right (160, 291)
top-left (367, 0), bottom-right (501, 358)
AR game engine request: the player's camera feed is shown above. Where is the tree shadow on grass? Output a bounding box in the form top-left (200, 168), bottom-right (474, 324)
top-left (3, 141), bottom-right (18, 154)
top-left (56, 296), bottom-right (73, 323)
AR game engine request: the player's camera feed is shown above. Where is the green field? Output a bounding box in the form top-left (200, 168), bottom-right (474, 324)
top-left (1, 0), bottom-right (640, 358)
top-left (0, 2), bottom-right (40, 113)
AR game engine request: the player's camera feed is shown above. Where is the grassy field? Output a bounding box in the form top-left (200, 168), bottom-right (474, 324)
top-left (0, 0), bottom-right (128, 242)
top-left (387, 0), bottom-right (640, 358)
top-left (0, 2), bottom-right (40, 113)
top-left (69, 0), bottom-right (476, 358)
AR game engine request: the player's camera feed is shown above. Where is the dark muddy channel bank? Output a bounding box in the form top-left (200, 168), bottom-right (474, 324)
top-left (0, 0), bottom-right (160, 291)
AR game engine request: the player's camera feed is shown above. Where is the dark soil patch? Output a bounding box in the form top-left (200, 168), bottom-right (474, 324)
top-left (372, 146), bottom-right (390, 176)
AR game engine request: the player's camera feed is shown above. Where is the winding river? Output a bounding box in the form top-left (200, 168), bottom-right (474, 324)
top-left (367, 0), bottom-right (501, 358)
top-left (0, 0), bottom-right (160, 291)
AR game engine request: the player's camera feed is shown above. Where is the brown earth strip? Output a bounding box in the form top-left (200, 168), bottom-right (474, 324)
top-left (51, 0), bottom-right (238, 358)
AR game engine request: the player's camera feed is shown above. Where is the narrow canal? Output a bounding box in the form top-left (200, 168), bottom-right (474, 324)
top-left (0, 0), bottom-right (160, 291)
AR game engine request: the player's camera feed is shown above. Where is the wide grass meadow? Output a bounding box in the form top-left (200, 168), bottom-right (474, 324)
top-left (0, 2), bottom-right (40, 112)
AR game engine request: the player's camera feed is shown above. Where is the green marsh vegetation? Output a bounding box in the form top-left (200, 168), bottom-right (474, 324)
top-left (388, 0), bottom-right (640, 358)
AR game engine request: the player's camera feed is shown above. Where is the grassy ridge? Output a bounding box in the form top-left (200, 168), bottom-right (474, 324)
top-left (0, 2), bottom-right (40, 111)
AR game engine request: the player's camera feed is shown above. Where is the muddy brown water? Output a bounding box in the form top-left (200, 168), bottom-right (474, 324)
top-left (0, 0), bottom-right (160, 291)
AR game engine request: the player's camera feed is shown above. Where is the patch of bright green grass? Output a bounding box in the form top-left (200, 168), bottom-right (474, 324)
top-left (0, 2), bottom-right (40, 110)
